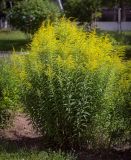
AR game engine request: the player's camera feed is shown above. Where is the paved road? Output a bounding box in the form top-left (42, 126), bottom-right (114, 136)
top-left (0, 51), bottom-right (28, 57)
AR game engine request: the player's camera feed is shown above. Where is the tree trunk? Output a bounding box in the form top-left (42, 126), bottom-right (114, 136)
top-left (56, 0), bottom-right (64, 11)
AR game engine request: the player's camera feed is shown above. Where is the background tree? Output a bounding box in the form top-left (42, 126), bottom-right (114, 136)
top-left (9, 0), bottom-right (61, 34)
top-left (63, 0), bottom-right (102, 23)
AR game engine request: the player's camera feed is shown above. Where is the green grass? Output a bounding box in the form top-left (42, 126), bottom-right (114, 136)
top-left (0, 150), bottom-right (74, 160)
top-left (0, 140), bottom-right (74, 160)
top-left (0, 30), bottom-right (30, 51)
top-left (0, 135), bottom-right (75, 160)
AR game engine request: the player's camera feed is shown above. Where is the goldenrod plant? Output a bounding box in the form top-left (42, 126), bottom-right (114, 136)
top-left (11, 19), bottom-right (130, 148)
top-left (0, 53), bottom-right (26, 128)
top-left (0, 58), bottom-right (18, 128)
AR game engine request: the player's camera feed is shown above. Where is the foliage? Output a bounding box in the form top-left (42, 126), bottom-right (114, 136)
top-left (11, 19), bottom-right (130, 148)
top-left (0, 60), bottom-right (9, 128)
top-left (63, 0), bottom-right (131, 23)
top-left (0, 61), bottom-right (10, 128)
top-left (102, 0), bottom-right (131, 7)
top-left (9, 0), bottom-right (61, 34)
top-left (63, 0), bottom-right (102, 22)
top-left (97, 31), bottom-right (131, 59)
top-left (0, 58), bottom-right (18, 128)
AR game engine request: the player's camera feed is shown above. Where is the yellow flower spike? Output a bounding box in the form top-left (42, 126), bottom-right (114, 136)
top-left (65, 55), bottom-right (76, 70)
top-left (46, 65), bottom-right (54, 79)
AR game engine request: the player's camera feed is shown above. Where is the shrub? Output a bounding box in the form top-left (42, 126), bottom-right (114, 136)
top-left (12, 19), bottom-right (130, 148)
top-left (0, 60), bottom-right (10, 128)
top-left (9, 0), bottom-right (61, 34)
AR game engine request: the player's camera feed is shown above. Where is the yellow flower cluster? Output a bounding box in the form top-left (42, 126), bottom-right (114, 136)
top-left (11, 18), bottom-right (130, 94)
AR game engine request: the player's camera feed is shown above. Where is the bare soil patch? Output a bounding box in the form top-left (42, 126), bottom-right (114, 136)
top-left (0, 113), bottom-right (40, 140)
top-left (0, 113), bottom-right (130, 160)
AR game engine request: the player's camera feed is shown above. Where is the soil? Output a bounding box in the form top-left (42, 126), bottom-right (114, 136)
top-left (0, 113), bottom-right (40, 140)
top-left (0, 113), bottom-right (131, 160)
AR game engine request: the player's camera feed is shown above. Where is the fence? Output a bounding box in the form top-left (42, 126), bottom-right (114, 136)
top-left (95, 22), bottom-right (131, 31)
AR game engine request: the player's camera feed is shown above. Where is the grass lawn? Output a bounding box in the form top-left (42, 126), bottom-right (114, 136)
top-left (0, 30), bottom-right (30, 51)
